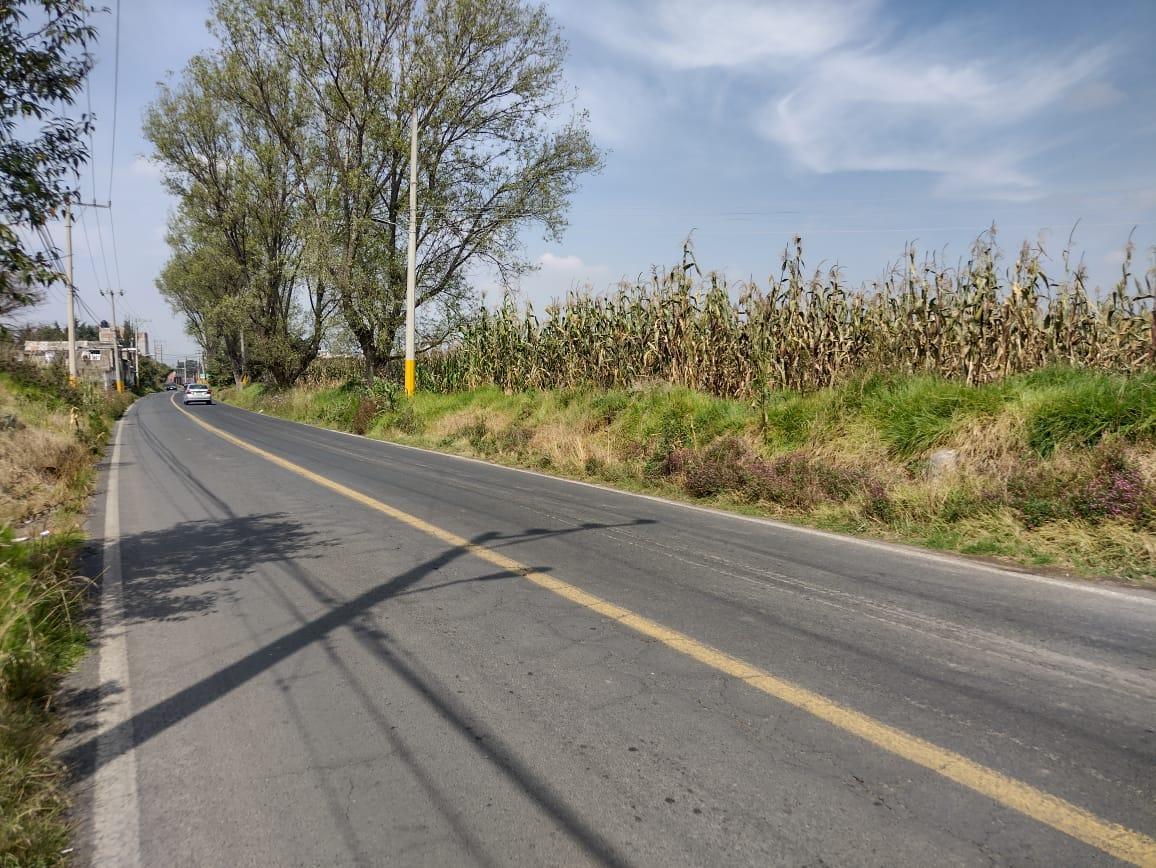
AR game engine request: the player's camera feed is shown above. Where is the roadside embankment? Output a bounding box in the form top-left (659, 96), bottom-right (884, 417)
top-left (223, 368), bottom-right (1156, 586)
top-left (0, 364), bottom-right (130, 864)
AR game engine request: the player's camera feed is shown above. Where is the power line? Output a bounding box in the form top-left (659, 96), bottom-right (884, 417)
top-left (82, 89), bottom-right (115, 301)
top-left (77, 210), bottom-right (104, 294)
top-left (107, 203), bottom-right (124, 291)
top-left (104, 0), bottom-right (125, 298)
top-left (33, 227), bottom-right (67, 306)
top-left (107, 0), bottom-right (121, 204)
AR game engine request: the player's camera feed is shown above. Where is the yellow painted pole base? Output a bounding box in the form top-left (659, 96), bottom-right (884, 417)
top-left (116, 381), bottom-right (125, 393)
top-left (404, 359), bottom-right (416, 397)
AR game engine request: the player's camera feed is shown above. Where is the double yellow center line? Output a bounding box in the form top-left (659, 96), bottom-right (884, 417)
top-left (172, 397), bottom-right (1156, 866)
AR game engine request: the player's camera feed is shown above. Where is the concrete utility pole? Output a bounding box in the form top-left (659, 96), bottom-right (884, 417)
top-left (102, 287), bottom-right (125, 392)
top-left (404, 107), bottom-right (418, 397)
top-left (64, 208), bottom-right (78, 386)
top-left (71, 199), bottom-right (111, 387)
top-left (240, 329), bottom-right (247, 384)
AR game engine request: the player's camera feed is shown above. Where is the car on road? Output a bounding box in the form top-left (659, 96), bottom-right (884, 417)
top-left (164, 383), bottom-right (179, 391)
top-left (183, 384), bottom-right (213, 405)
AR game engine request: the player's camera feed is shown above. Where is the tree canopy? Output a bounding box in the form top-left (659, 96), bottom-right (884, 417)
top-left (147, 0), bottom-right (600, 383)
top-left (0, 0), bottom-right (94, 315)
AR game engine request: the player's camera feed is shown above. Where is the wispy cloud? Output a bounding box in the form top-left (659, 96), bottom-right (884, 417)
top-left (568, 0), bottom-right (876, 69)
top-left (760, 44), bottom-right (1110, 199)
top-left (570, 0), bottom-right (1123, 199)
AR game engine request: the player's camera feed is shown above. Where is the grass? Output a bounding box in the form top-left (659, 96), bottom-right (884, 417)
top-left (1, 530), bottom-right (87, 864)
top-left (0, 361), bottom-right (130, 866)
top-left (223, 366), bottom-right (1156, 587)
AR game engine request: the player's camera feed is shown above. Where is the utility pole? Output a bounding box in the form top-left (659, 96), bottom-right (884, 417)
top-left (199, 349), bottom-right (205, 385)
top-left (64, 207), bottom-right (78, 386)
top-left (71, 198), bottom-right (111, 387)
top-left (101, 287), bottom-right (125, 392)
top-left (404, 107), bottom-right (418, 397)
top-left (240, 329), bottom-right (247, 384)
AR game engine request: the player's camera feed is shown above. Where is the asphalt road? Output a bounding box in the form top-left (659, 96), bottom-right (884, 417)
top-left (65, 392), bottom-right (1156, 866)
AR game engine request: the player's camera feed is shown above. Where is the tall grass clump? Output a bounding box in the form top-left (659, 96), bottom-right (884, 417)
top-left (424, 231), bottom-right (1155, 397)
top-left (1025, 371), bottom-right (1156, 454)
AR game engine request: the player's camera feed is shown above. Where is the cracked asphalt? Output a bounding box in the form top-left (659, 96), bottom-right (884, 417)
top-left (65, 393), bottom-right (1156, 866)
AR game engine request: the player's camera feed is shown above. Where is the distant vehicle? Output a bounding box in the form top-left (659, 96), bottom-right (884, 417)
top-left (164, 383), bottom-right (178, 391)
top-left (183, 384), bottom-right (213, 405)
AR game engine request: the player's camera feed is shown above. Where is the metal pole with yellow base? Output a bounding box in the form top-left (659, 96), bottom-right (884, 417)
top-left (404, 108), bottom-right (418, 397)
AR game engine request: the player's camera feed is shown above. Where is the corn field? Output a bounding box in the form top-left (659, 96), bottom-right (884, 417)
top-left (417, 232), bottom-right (1156, 397)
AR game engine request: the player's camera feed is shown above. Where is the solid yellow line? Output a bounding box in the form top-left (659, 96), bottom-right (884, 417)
top-left (172, 397), bottom-right (1156, 866)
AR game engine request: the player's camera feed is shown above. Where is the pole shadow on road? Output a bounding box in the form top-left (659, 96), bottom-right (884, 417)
top-left (68, 516), bottom-right (655, 866)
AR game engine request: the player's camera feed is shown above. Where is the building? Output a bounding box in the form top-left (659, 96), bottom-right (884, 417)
top-left (21, 340), bottom-right (138, 389)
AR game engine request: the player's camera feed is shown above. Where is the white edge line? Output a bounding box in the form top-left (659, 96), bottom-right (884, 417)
top-left (93, 407), bottom-right (141, 868)
top-left (207, 396), bottom-right (1155, 607)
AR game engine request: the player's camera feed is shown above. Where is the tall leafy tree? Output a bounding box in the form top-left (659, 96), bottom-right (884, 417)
top-left (0, 0), bottom-right (94, 314)
top-left (145, 57), bottom-right (333, 386)
top-left (210, 0), bottom-right (601, 380)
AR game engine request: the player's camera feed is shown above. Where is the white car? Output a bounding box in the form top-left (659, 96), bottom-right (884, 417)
top-left (184, 384), bottom-right (213, 405)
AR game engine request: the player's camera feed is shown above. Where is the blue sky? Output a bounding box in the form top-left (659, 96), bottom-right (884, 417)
top-left (26, 0), bottom-right (1156, 362)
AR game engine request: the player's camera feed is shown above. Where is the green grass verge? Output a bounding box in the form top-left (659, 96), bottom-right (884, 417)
top-left (1, 361), bottom-right (131, 865)
top-left (222, 367), bottom-right (1156, 586)
top-left (1, 531), bottom-right (88, 865)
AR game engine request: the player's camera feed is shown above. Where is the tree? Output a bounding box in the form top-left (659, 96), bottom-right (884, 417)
top-left (145, 57), bottom-right (333, 386)
top-left (1, 0), bottom-right (95, 313)
top-left (210, 0), bottom-right (601, 381)
top-left (134, 354), bottom-right (171, 394)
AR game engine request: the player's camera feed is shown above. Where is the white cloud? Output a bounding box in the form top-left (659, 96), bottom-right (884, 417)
top-left (521, 252), bottom-right (611, 308)
top-left (757, 42), bottom-right (1110, 199)
top-left (568, 0), bottom-right (876, 69)
top-left (538, 252), bottom-right (587, 270)
top-left (565, 0), bottom-right (1124, 199)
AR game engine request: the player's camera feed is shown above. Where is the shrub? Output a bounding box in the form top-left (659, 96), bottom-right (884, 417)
top-left (680, 437), bottom-right (751, 497)
top-left (1006, 461), bottom-right (1080, 528)
top-left (351, 398), bottom-right (378, 435)
top-left (392, 405), bottom-right (422, 435)
top-left (1075, 448), bottom-right (1153, 526)
top-left (589, 390), bottom-right (629, 426)
top-left (742, 452), bottom-right (874, 510)
top-left (497, 423), bottom-right (531, 454)
top-left (455, 418), bottom-right (491, 452)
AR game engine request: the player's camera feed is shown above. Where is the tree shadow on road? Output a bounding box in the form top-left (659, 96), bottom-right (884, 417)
top-left (116, 512), bottom-right (337, 624)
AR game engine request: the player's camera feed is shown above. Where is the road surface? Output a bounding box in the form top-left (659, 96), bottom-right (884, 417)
top-left (65, 392), bottom-right (1156, 866)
